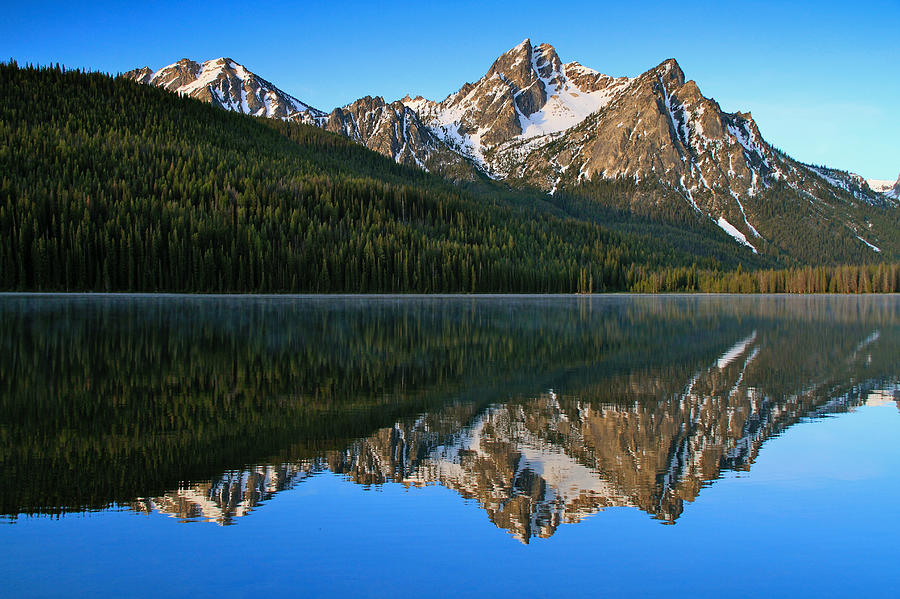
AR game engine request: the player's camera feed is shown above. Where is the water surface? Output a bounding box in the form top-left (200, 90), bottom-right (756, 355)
top-left (1, 294), bottom-right (898, 597)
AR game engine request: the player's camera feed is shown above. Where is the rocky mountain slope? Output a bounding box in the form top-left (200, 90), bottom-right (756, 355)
top-left (403, 40), bottom-right (895, 255)
top-left (125, 58), bottom-right (478, 177)
top-left (319, 95), bottom-right (477, 176)
top-left (126, 46), bottom-right (899, 259)
top-left (124, 58), bottom-right (325, 124)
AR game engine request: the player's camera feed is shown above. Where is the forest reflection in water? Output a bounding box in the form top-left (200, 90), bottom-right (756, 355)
top-left (1, 294), bottom-right (898, 542)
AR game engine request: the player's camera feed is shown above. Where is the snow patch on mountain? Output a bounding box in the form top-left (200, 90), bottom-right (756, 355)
top-left (807, 165), bottom-right (852, 191)
top-left (856, 235), bottom-right (881, 253)
top-left (133, 57), bottom-right (324, 122)
top-left (518, 51), bottom-right (631, 138)
top-left (730, 190), bottom-right (763, 239)
top-left (717, 217), bottom-right (758, 253)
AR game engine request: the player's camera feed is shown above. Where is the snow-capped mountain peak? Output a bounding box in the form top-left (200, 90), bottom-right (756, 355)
top-left (124, 57), bottom-right (324, 124)
top-left (399, 40), bottom-right (634, 176)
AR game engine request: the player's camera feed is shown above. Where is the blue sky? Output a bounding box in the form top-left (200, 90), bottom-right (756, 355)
top-left (4, 0), bottom-right (898, 179)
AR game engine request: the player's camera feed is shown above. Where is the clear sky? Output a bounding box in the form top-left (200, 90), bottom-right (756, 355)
top-left (4, 0), bottom-right (898, 180)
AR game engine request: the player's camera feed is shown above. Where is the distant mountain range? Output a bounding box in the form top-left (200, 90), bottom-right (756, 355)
top-left (125, 41), bottom-right (898, 258)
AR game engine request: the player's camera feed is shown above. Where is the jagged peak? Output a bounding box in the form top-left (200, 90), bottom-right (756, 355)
top-left (149, 58), bottom-right (201, 81)
top-left (649, 58), bottom-right (685, 87)
top-left (531, 43), bottom-right (562, 79)
top-left (564, 61), bottom-right (598, 75)
top-left (164, 57), bottom-right (246, 78)
top-left (513, 38), bottom-right (532, 52)
top-left (128, 55), bottom-right (325, 119)
top-left (677, 79), bottom-right (703, 101)
top-left (167, 58), bottom-right (201, 71)
top-left (206, 58), bottom-right (248, 75)
top-left (656, 57), bottom-right (681, 71)
top-left (533, 41), bottom-right (558, 57)
top-left (487, 39), bottom-right (536, 81)
top-left (124, 66), bottom-right (153, 83)
top-left (343, 95), bottom-right (389, 110)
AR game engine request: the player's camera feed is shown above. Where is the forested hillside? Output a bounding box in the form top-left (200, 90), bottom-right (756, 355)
top-left (1, 63), bottom-right (897, 293)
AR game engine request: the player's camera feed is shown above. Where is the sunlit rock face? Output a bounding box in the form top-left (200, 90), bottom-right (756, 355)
top-left (399, 40), bottom-right (894, 257)
top-left (124, 58), bottom-right (325, 124)
top-left (320, 95), bottom-right (477, 177)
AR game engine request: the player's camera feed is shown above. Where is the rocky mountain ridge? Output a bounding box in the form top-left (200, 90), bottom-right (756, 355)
top-left (125, 45), bottom-right (898, 257)
top-left (125, 57), bottom-right (325, 124)
top-left (125, 58), bottom-right (477, 176)
top-left (319, 95), bottom-right (477, 175)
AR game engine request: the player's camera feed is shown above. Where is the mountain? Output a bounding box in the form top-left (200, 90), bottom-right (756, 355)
top-left (124, 58), bottom-right (479, 179)
top-left (124, 57), bottom-right (325, 124)
top-left (125, 45), bottom-right (899, 262)
top-left (403, 40), bottom-right (632, 167)
top-left (403, 40), bottom-right (895, 258)
top-left (319, 95), bottom-right (479, 178)
top-left (12, 62), bottom-right (767, 295)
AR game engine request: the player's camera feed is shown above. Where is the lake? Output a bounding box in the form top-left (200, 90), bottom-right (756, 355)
top-left (1, 294), bottom-right (899, 597)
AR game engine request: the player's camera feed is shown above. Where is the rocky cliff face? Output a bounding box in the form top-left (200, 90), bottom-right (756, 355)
top-left (405, 39), bottom-right (632, 171)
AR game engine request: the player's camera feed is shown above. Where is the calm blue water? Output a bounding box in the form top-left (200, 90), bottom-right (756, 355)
top-left (1, 294), bottom-right (898, 597)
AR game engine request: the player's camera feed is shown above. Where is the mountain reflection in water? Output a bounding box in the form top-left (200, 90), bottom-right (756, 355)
top-left (2, 295), bottom-right (898, 542)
